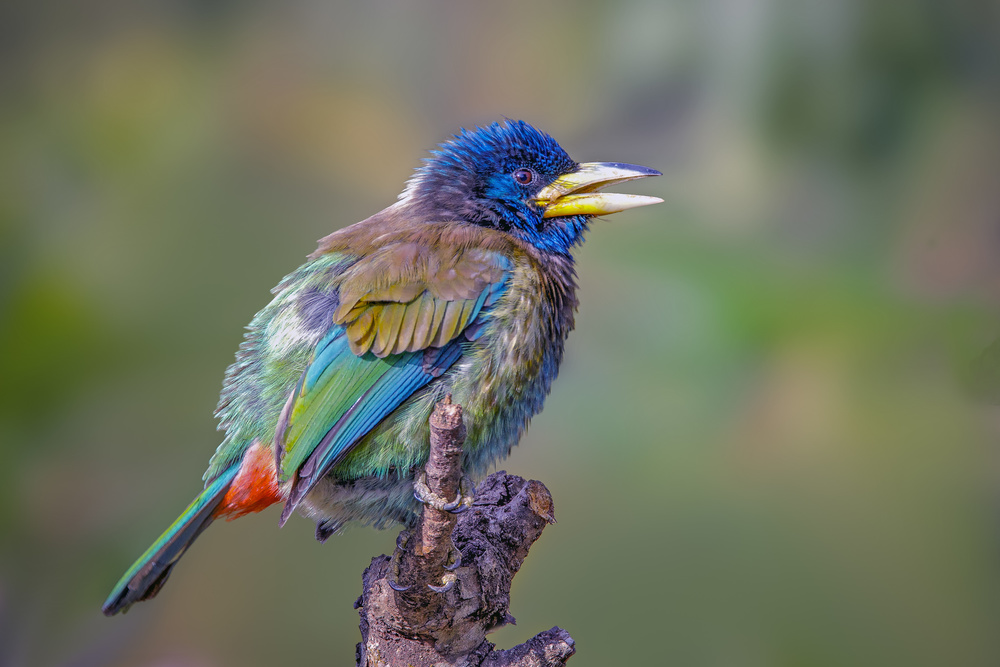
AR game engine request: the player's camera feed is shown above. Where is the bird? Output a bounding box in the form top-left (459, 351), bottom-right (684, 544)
top-left (102, 120), bottom-right (661, 615)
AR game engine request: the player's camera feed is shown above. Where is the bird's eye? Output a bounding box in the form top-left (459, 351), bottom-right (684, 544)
top-left (513, 168), bottom-right (535, 185)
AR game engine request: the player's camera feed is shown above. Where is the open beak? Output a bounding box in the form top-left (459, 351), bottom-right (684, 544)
top-left (534, 162), bottom-right (663, 218)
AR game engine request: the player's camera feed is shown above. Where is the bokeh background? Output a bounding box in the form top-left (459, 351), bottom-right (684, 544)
top-left (3, 1), bottom-right (1000, 665)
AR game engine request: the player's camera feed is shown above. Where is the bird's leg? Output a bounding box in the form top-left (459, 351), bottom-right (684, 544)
top-left (412, 471), bottom-right (474, 514)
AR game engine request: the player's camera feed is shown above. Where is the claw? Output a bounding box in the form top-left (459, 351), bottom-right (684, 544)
top-left (451, 475), bottom-right (476, 514)
top-left (395, 531), bottom-right (409, 551)
top-left (443, 549), bottom-right (462, 571)
top-left (387, 577), bottom-right (411, 592)
top-left (427, 573), bottom-right (457, 593)
top-left (440, 496), bottom-right (462, 512)
top-left (443, 535), bottom-right (462, 571)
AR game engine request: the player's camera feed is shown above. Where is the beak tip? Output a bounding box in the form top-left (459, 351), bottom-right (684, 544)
top-left (596, 162), bottom-right (661, 178)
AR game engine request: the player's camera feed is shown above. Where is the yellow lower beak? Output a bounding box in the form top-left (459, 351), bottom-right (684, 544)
top-left (534, 162), bottom-right (663, 218)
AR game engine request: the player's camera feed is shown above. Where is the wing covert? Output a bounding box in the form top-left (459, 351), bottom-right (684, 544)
top-left (333, 245), bottom-right (511, 356)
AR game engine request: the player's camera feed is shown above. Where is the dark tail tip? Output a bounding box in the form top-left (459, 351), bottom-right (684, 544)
top-left (102, 562), bottom-right (176, 616)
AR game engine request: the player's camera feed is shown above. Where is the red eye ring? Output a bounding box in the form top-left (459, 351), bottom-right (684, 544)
top-left (513, 168), bottom-right (535, 185)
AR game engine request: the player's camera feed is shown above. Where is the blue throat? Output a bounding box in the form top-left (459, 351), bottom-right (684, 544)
top-left (502, 211), bottom-right (591, 256)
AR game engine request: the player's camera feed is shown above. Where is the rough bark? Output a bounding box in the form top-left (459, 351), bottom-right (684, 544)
top-left (355, 397), bottom-right (574, 667)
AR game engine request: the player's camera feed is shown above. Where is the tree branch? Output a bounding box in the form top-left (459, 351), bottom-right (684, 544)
top-left (354, 397), bottom-right (574, 667)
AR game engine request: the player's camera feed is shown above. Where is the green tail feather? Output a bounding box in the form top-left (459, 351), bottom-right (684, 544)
top-left (102, 466), bottom-right (238, 616)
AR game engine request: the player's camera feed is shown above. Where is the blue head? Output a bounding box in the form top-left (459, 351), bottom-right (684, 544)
top-left (405, 121), bottom-right (662, 256)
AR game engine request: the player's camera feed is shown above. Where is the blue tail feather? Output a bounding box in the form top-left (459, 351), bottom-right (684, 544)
top-left (102, 466), bottom-right (238, 616)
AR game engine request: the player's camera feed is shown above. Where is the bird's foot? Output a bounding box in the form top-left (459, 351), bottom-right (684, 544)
top-left (387, 530), bottom-right (462, 593)
top-left (387, 531), bottom-right (411, 592)
top-left (426, 530), bottom-right (463, 592)
top-left (412, 472), bottom-right (474, 513)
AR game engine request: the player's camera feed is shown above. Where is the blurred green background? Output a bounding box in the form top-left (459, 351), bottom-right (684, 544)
top-left (3, 1), bottom-right (1000, 665)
